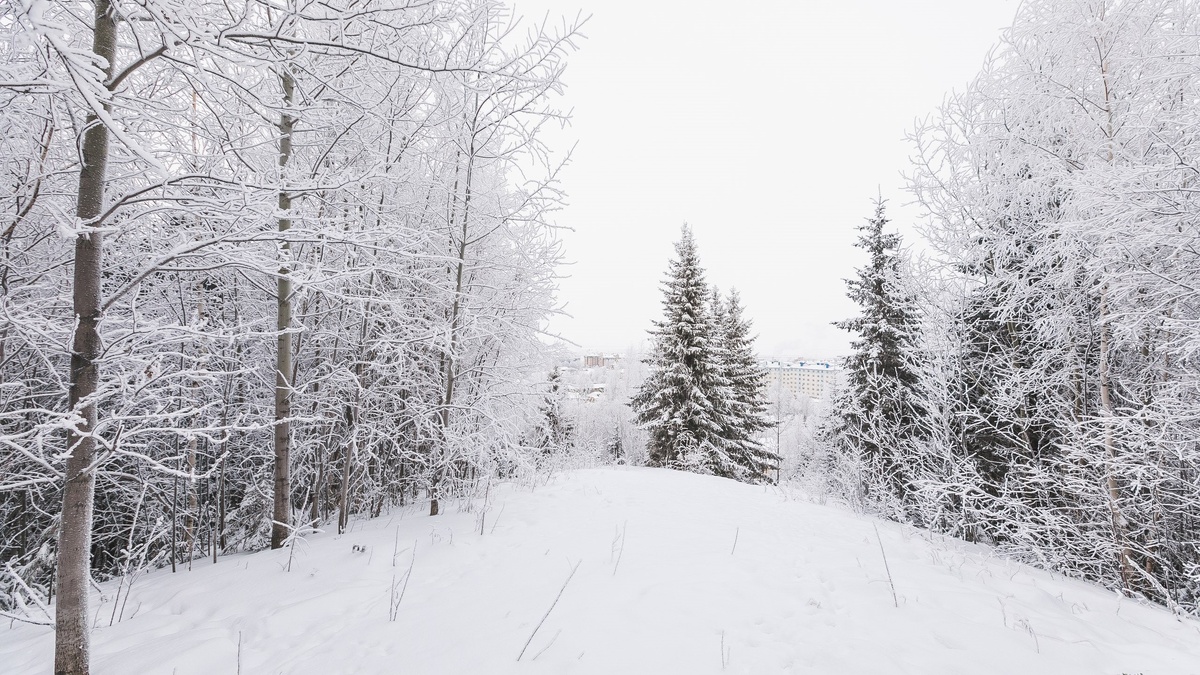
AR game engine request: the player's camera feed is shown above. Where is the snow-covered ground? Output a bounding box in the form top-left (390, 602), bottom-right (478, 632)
top-left (5, 468), bottom-right (1200, 674)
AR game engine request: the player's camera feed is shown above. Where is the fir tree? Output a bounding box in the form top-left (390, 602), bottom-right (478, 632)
top-left (718, 289), bottom-right (780, 480)
top-left (605, 424), bottom-right (626, 465)
top-left (631, 226), bottom-right (762, 481)
top-left (631, 227), bottom-right (728, 472)
top-left (824, 200), bottom-right (923, 516)
top-left (533, 368), bottom-right (574, 455)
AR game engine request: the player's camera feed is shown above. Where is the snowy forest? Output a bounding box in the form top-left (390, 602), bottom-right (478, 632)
top-left (630, 0), bottom-right (1200, 623)
top-left (0, 0), bottom-right (581, 671)
top-left (824, 0), bottom-right (1200, 617)
top-left (6, 0), bottom-right (1200, 673)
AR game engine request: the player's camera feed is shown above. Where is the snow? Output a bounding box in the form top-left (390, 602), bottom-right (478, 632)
top-left (4, 468), bottom-right (1199, 674)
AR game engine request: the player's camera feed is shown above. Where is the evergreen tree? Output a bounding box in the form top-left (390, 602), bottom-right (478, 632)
top-left (605, 424), bottom-right (626, 465)
top-left (631, 226), bottom-right (758, 481)
top-left (631, 227), bottom-right (728, 473)
top-left (824, 200), bottom-right (923, 517)
top-left (718, 289), bottom-right (780, 480)
top-left (532, 368), bottom-right (575, 455)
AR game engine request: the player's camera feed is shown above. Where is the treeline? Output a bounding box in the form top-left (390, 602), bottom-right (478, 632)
top-left (827, 0), bottom-right (1200, 613)
top-left (0, 0), bottom-right (578, 665)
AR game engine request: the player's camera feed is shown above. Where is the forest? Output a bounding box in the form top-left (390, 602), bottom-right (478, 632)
top-left (5, 0), bottom-right (1200, 673)
top-left (823, 0), bottom-right (1200, 617)
top-left (0, 0), bottom-right (580, 670)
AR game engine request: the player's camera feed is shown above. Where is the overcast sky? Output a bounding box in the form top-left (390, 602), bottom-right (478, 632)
top-left (514, 0), bottom-right (1018, 358)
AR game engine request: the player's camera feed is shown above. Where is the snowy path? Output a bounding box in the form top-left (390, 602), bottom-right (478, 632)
top-left (4, 467), bottom-right (1199, 673)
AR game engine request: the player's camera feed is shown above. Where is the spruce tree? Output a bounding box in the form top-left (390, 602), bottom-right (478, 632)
top-left (718, 289), bottom-right (780, 480)
top-left (631, 226), bottom-right (753, 480)
top-left (605, 424), bottom-right (626, 465)
top-left (533, 368), bottom-right (574, 455)
top-left (825, 200), bottom-right (923, 516)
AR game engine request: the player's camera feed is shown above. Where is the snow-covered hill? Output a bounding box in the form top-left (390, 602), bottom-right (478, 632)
top-left (5, 468), bottom-right (1199, 674)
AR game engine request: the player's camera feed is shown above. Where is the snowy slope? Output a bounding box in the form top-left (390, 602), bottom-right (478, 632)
top-left (4, 468), bottom-right (1200, 674)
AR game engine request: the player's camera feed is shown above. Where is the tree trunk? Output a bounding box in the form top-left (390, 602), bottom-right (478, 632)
top-left (339, 307), bottom-right (370, 533)
top-left (1099, 287), bottom-right (1134, 589)
top-left (54, 1), bottom-right (116, 672)
top-left (432, 132), bottom-right (476, 517)
top-left (185, 281), bottom-right (208, 566)
top-left (271, 68), bottom-right (296, 549)
top-left (1096, 27), bottom-right (1135, 592)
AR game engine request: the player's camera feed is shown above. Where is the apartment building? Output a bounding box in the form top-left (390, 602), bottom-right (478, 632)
top-left (583, 353), bottom-right (623, 369)
top-left (762, 360), bottom-right (844, 401)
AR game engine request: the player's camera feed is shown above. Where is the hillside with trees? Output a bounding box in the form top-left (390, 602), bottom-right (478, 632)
top-left (0, 1), bottom-right (579, 671)
top-left (821, 0), bottom-right (1200, 615)
top-left (5, 0), bottom-right (1200, 672)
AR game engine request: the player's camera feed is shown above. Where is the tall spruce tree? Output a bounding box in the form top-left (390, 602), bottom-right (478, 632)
top-left (631, 227), bottom-right (770, 482)
top-left (632, 227), bottom-right (729, 473)
top-left (532, 368), bottom-right (575, 456)
top-left (718, 289), bottom-right (780, 480)
top-left (825, 200), bottom-right (923, 517)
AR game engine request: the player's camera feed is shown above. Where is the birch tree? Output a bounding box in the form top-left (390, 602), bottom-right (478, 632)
top-left (900, 0), bottom-right (1200, 607)
top-left (0, 1), bottom-right (582, 671)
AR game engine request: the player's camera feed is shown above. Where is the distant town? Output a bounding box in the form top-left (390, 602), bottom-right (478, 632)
top-left (563, 352), bottom-right (845, 403)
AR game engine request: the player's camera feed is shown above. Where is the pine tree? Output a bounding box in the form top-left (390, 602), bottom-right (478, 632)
top-left (824, 200), bottom-right (923, 517)
top-left (631, 226), bottom-right (751, 480)
top-left (718, 289), bottom-right (780, 480)
top-left (533, 368), bottom-right (575, 455)
top-left (605, 425), bottom-right (626, 465)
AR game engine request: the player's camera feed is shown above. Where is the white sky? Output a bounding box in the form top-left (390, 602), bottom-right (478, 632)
top-left (515, 0), bottom-right (1018, 358)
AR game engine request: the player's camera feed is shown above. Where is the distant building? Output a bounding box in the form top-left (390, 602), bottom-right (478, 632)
top-left (565, 382), bottom-right (607, 403)
top-left (762, 360), bottom-right (844, 400)
top-left (583, 353), bottom-right (623, 369)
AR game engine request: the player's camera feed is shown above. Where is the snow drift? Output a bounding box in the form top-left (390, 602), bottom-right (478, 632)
top-left (4, 468), bottom-right (1199, 674)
